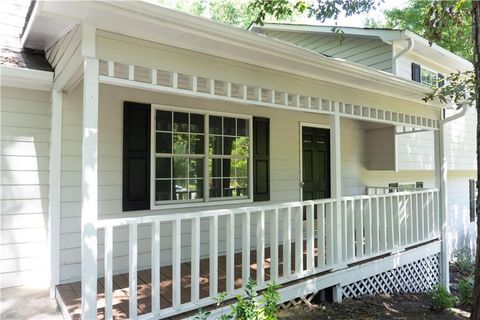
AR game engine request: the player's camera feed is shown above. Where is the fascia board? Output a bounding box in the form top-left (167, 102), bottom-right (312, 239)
top-left (0, 65), bottom-right (53, 91)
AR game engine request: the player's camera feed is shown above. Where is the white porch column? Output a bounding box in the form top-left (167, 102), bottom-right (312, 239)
top-left (330, 103), bottom-right (343, 268)
top-left (48, 90), bottom-right (62, 298)
top-left (434, 124), bottom-right (449, 289)
top-left (81, 23), bottom-right (99, 319)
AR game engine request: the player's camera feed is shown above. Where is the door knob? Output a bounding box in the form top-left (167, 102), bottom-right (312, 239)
top-left (300, 181), bottom-right (304, 187)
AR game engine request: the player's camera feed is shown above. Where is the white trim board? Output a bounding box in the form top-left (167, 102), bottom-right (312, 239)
top-left (0, 65), bottom-right (53, 91)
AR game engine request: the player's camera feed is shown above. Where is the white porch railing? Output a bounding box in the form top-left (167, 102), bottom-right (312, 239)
top-left (94, 189), bottom-right (439, 319)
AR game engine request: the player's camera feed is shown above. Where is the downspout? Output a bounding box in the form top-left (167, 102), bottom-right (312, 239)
top-left (392, 37), bottom-right (414, 75)
top-left (437, 104), bottom-right (468, 290)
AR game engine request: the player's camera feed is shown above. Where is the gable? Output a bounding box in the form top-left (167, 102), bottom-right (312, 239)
top-left (265, 30), bottom-right (392, 73)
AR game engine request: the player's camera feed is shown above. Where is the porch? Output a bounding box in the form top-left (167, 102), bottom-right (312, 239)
top-left (56, 188), bottom-right (440, 319)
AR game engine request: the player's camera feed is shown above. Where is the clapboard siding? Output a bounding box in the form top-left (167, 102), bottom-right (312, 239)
top-left (264, 30), bottom-right (393, 72)
top-left (45, 24), bottom-right (81, 81)
top-left (0, 0), bottom-right (30, 50)
top-left (0, 86), bottom-right (51, 289)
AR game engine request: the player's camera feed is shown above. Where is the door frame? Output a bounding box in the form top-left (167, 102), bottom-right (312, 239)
top-left (299, 122), bottom-right (331, 201)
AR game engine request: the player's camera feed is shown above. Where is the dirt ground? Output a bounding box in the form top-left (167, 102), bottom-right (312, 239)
top-left (278, 266), bottom-right (471, 320)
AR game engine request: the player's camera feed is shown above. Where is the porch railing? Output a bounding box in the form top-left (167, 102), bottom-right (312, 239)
top-left (94, 188), bottom-right (439, 319)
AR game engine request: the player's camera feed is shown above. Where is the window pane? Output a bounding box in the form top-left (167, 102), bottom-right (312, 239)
top-left (189, 179), bottom-right (203, 199)
top-left (223, 137), bottom-right (235, 156)
top-left (223, 117), bottom-right (236, 135)
top-left (156, 180), bottom-right (171, 201)
top-left (173, 179), bottom-right (188, 200)
top-left (209, 116), bottom-right (222, 134)
top-left (209, 178), bottom-right (222, 198)
top-left (209, 159), bottom-right (222, 177)
top-left (190, 113), bottom-right (204, 133)
top-left (236, 178), bottom-right (248, 196)
top-left (156, 132), bottom-right (172, 153)
top-left (222, 159), bottom-right (233, 178)
top-left (223, 178), bottom-right (233, 197)
top-left (234, 137), bottom-right (249, 156)
top-left (209, 135), bottom-right (222, 155)
top-left (173, 133), bottom-right (189, 154)
top-left (237, 118), bottom-right (248, 136)
top-left (190, 134), bottom-right (204, 154)
top-left (156, 157), bottom-right (171, 179)
top-left (156, 110), bottom-right (172, 131)
top-left (173, 112), bottom-right (189, 132)
top-left (173, 158), bottom-right (188, 178)
top-left (236, 159), bottom-right (248, 177)
top-left (189, 158), bottom-right (204, 178)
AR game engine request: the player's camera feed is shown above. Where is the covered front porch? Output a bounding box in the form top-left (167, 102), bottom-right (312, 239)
top-left (45, 15), bottom-right (449, 320)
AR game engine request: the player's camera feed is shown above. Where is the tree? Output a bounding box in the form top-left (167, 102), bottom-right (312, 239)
top-left (249, 0), bottom-right (479, 318)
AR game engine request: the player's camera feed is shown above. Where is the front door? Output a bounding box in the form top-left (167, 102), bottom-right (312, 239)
top-left (302, 126), bottom-right (331, 200)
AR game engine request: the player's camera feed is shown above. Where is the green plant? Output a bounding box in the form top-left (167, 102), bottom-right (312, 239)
top-left (194, 279), bottom-right (281, 319)
top-left (452, 249), bottom-right (475, 276)
top-left (458, 276), bottom-right (474, 306)
top-left (429, 285), bottom-right (458, 311)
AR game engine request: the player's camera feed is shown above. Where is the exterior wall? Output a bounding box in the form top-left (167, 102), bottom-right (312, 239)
top-left (45, 24), bottom-right (81, 82)
top-left (0, 0), bottom-right (30, 50)
top-left (0, 86), bottom-right (51, 288)
top-left (263, 30), bottom-right (393, 73)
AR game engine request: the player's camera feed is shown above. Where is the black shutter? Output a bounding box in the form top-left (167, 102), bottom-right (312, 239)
top-left (253, 117), bottom-right (270, 201)
top-left (411, 63), bottom-right (421, 82)
top-left (123, 101), bottom-right (151, 211)
top-left (438, 73), bottom-right (445, 87)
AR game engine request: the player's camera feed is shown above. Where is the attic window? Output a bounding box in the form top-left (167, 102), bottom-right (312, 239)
top-left (411, 63), bottom-right (444, 88)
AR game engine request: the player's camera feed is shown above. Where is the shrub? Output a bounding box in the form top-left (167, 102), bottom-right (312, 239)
top-left (195, 279), bottom-right (281, 320)
top-left (458, 276), bottom-right (474, 306)
top-left (429, 285), bottom-right (458, 311)
top-left (452, 249), bottom-right (475, 276)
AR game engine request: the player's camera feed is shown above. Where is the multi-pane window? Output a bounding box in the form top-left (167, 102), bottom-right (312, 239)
top-left (420, 68), bottom-right (438, 87)
top-left (154, 108), bottom-right (250, 205)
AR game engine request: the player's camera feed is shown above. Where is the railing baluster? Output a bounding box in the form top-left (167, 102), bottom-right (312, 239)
top-left (306, 203), bottom-right (314, 271)
top-left (129, 222), bottom-right (138, 319)
top-left (401, 194), bottom-right (407, 246)
top-left (257, 210), bottom-right (265, 286)
top-left (408, 194), bottom-right (413, 245)
top-left (226, 214), bottom-right (235, 294)
top-left (423, 193), bottom-right (428, 240)
top-left (294, 206), bottom-right (303, 274)
top-left (364, 199), bottom-right (372, 257)
top-left (372, 197), bottom-right (379, 254)
top-left (172, 220), bottom-right (181, 307)
top-left (283, 207), bottom-right (292, 278)
top-left (151, 221), bottom-right (161, 315)
top-left (347, 200), bottom-right (354, 260)
top-left (104, 226), bottom-right (113, 320)
top-left (191, 217), bottom-right (200, 302)
top-left (242, 211), bottom-right (251, 286)
top-left (386, 196), bottom-right (394, 250)
top-left (378, 197), bottom-right (386, 252)
top-left (209, 215), bottom-right (218, 297)
top-left (326, 202), bottom-right (334, 266)
top-left (317, 203), bottom-right (325, 269)
top-left (393, 195), bottom-right (400, 248)
top-left (355, 199), bottom-right (364, 258)
top-left (270, 208), bottom-right (279, 281)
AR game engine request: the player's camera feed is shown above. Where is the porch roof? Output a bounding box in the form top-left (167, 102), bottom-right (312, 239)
top-left (23, 1), bottom-right (440, 107)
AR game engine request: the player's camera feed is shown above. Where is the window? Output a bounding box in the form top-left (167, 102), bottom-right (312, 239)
top-left (411, 63), bottom-right (444, 88)
top-left (153, 106), bottom-right (251, 206)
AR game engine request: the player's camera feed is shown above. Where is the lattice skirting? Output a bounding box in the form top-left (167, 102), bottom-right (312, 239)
top-left (279, 291), bottom-right (323, 310)
top-left (342, 253), bottom-right (440, 299)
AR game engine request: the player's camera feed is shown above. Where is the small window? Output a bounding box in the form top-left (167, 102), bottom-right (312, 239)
top-left (469, 179), bottom-right (477, 222)
top-left (420, 68), bottom-right (438, 87)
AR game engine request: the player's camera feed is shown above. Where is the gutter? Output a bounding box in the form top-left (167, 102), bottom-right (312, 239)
top-left (0, 65), bottom-right (53, 91)
top-left (392, 37), bottom-right (414, 75)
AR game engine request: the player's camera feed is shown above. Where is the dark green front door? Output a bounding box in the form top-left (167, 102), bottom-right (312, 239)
top-left (302, 126), bottom-right (330, 200)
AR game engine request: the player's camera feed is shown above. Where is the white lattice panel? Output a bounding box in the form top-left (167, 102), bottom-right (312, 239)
top-left (279, 291), bottom-right (322, 310)
top-left (342, 253), bottom-right (440, 298)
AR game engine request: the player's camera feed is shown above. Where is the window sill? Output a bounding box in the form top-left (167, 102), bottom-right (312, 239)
top-left (150, 198), bottom-right (253, 211)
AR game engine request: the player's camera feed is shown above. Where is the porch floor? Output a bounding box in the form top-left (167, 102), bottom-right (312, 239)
top-left (56, 243), bottom-right (317, 320)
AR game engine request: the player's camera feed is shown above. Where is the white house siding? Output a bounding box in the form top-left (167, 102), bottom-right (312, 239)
top-left (0, 0), bottom-right (30, 50)
top-left (0, 86), bottom-right (51, 289)
top-left (45, 24), bottom-right (81, 82)
top-left (262, 30), bottom-right (393, 73)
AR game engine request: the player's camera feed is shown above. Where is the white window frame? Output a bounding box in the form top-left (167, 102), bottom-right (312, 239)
top-left (420, 65), bottom-right (442, 87)
top-left (150, 104), bottom-right (253, 210)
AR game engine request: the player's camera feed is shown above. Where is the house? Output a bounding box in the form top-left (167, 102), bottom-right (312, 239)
top-left (0, 1), bottom-right (474, 319)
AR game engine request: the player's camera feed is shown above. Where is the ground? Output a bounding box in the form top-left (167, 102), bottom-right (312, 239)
top-left (0, 287), bottom-right (63, 320)
top-left (278, 266), bottom-right (472, 320)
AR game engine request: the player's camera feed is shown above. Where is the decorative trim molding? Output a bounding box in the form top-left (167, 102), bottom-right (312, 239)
top-left (0, 65), bottom-right (53, 91)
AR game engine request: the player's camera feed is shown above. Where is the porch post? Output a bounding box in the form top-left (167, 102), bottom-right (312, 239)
top-left (434, 123), bottom-right (449, 289)
top-left (330, 103), bottom-right (343, 268)
top-left (48, 89), bottom-right (62, 298)
top-left (81, 23), bottom-right (99, 319)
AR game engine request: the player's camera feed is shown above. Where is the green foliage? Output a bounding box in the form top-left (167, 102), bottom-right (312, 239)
top-left (423, 71), bottom-right (475, 108)
top-left (367, 0), bottom-right (473, 62)
top-left (195, 279), bottom-right (281, 319)
top-left (452, 248), bottom-right (475, 276)
top-left (429, 285), bottom-right (458, 312)
top-left (458, 276), bottom-right (474, 306)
